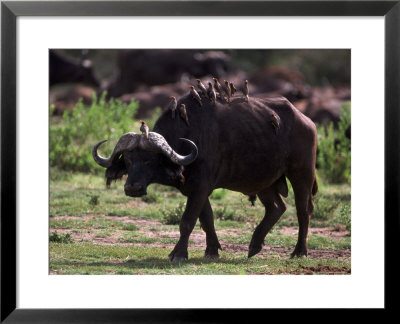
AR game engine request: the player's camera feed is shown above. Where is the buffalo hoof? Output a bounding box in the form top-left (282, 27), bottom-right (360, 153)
top-left (168, 250), bottom-right (188, 262)
top-left (169, 256), bottom-right (187, 262)
top-left (248, 245), bottom-right (262, 258)
top-left (204, 245), bottom-right (221, 259)
top-left (290, 248), bottom-right (308, 259)
top-left (204, 253), bottom-right (219, 259)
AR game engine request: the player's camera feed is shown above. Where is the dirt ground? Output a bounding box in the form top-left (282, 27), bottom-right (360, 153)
top-left (50, 215), bottom-right (351, 262)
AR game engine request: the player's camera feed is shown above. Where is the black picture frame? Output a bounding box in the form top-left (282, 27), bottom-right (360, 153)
top-left (1, 0), bottom-right (399, 322)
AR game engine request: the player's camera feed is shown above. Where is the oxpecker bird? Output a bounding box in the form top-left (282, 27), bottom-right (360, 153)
top-left (167, 96), bottom-right (177, 119)
top-left (270, 112), bottom-right (280, 134)
top-left (140, 121), bottom-right (149, 139)
top-left (189, 85), bottom-right (203, 107)
top-left (229, 82), bottom-right (237, 96)
top-left (179, 104), bottom-right (190, 126)
top-left (212, 77), bottom-right (225, 102)
top-left (223, 80), bottom-right (232, 102)
top-left (196, 79), bottom-right (209, 99)
top-left (207, 82), bottom-right (217, 103)
top-left (242, 80), bottom-right (249, 102)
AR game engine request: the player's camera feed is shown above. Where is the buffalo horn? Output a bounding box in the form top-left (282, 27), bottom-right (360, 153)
top-left (92, 132), bottom-right (198, 168)
top-left (92, 133), bottom-right (141, 168)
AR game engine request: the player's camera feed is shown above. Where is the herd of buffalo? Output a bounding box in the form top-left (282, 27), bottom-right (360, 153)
top-left (51, 49), bottom-right (350, 260)
top-left (49, 49), bottom-right (350, 126)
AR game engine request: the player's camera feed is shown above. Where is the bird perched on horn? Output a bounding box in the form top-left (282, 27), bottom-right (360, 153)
top-left (140, 121), bottom-right (149, 139)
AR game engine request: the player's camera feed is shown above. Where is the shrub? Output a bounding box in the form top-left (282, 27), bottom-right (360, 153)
top-left (210, 189), bottom-right (228, 200)
top-left (313, 195), bottom-right (339, 220)
top-left (50, 92), bottom-right (138, 172)
top-left (89, 195), bottom-right (99, 206)
top-left (141, 192), bottom-right (162, 204)
top-left (338, 204), bottom-right (351, 232)
top-left (161, 202), bottom-right (185, 225)
top-left (317, 102), bottom-right (351, 183)
top-left (50, 231), bottom-right (73, 243)
top-left (215, 206), bottom-right (234, 221)
top-left (215, 206), bottom-right (246, 222)
top-left (121, 223), bottom-right (138, 231)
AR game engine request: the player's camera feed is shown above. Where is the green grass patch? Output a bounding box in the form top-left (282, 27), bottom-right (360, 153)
top-left (141, 191), bottom-right (162, 204)
top-left (50, 231), bottom-right (73, 244)
top-left (50, 243), bottom-right (350, 275)
top-left (49, 169), bottom-right (351, 274)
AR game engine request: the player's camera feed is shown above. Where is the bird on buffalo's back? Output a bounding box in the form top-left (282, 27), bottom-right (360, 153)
top-left (166, 96), bottom-right (177, 119)
top-left (179, 104), bottom-right (190, 126)
top-left (212, 77), bottom-right (225, 102)
top-left (207, 82), bottom-right (217, 103)
top-left (270, 112), bottom-right (280, 134)
top-left (189, 85), bottom-right (203, 107)
top-left (196, 79), bottom-right (209, 99)
top-left (229, 82), bottom-right (237, 96)
top-left (140, 120), bottom-right (149, 139)
top-left (223, 80), bottom-right (232, 102)
top-left (242, 80), bottom-right (249, 102)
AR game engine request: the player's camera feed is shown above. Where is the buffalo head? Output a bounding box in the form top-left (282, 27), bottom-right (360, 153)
top-left (92, 132), bottom-right (198, 197)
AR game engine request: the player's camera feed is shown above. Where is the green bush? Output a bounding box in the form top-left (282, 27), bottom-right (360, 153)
top-left (50, 92), bottom-right (138, 172)
top-left (89, 195), bottom-right (99, 206)
top-left (338, 204), bottom-right (351, 232)
top-left (161, 202), bottom-right (185, 225)
top-left (121, 223), bottom-right (138, 231)
top-left (141, 192), bottom-right (162, 204)
top-left (50, 231), bottom-right (73, 243)
top-left (313, 195), bottom-right (339, 220)
top-left (215, 206), bottom-right (246, 222)
top-left (210, 189), bottom-right (228, 200)
top-left (317, 102), bottom-right (351, 183)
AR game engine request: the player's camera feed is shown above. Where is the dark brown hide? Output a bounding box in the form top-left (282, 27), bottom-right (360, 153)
top-left (95, 94), bottom-right (318, 260)
top-left (155, 95), bottom-right (317, 196)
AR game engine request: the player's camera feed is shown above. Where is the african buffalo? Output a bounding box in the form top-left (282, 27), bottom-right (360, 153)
top-left (249, 66), bottom-right (312, 102)
top-left (50, 50), bottom-right (100, 88)
top-left (105, 50), bottom-right (230, 98)
top-left (93, 94), bottom-right (318, 260)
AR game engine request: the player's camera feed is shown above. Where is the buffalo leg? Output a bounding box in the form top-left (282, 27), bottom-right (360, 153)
top-left (168, 189), bottom-right (209, 261)
top-left (287, 172), bottom-right (315, 258)
top-left (199, 199), bottom-right (222, 258)
top-left (248, 187), bottom-right (287, 258)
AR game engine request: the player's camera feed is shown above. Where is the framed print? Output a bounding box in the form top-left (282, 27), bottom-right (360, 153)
top-left (1, 0), bottom-right (399, 322)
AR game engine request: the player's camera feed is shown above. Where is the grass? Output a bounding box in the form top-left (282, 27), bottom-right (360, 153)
top-left (49, 170), bottom-right (351, 275)
top-left (50, 231), bottom-right (73, 244)
top-left (50, 244), bottom-right (350, 275)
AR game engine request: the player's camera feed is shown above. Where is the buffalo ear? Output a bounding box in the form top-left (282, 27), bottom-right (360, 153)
top-left (105, 156), bottom-right (127, 188)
